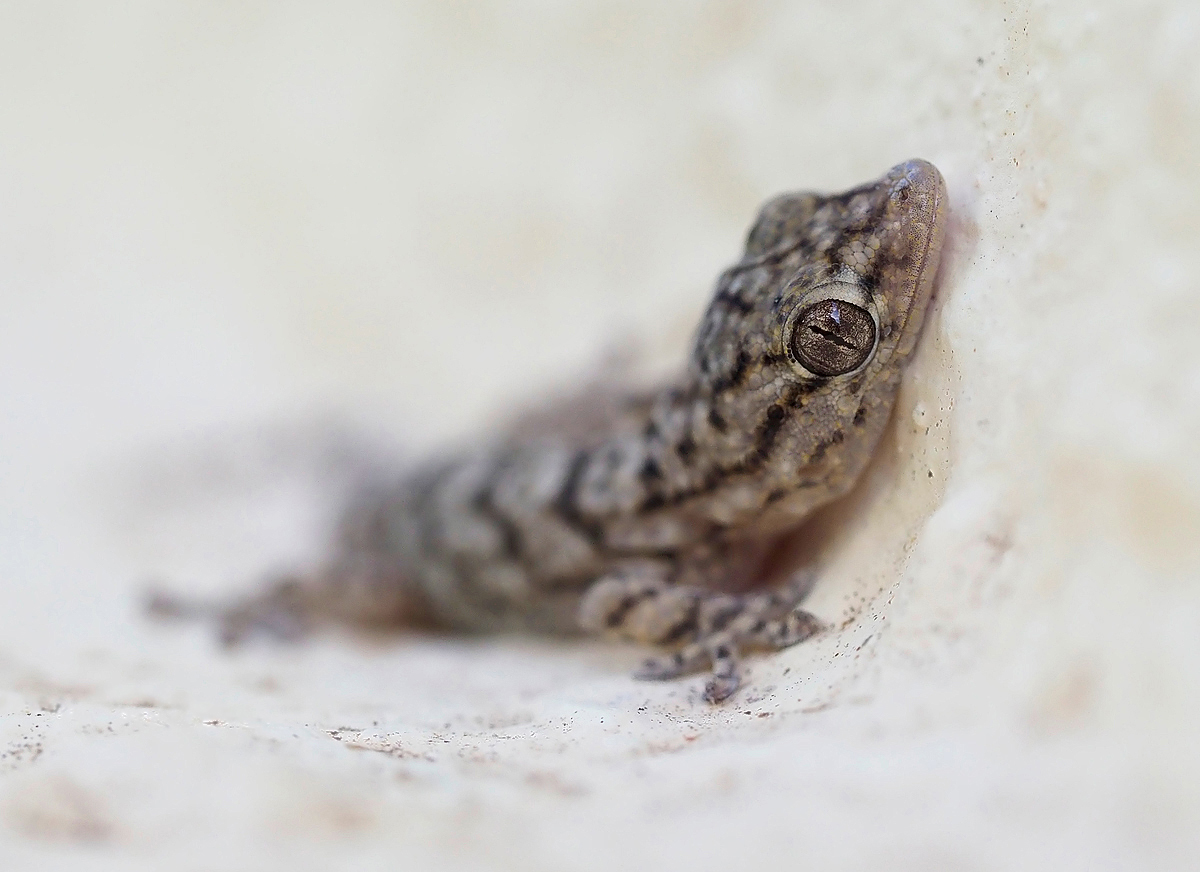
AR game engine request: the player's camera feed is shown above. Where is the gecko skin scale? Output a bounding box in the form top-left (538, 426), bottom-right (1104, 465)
top-left (152, 160), bottom-right (947, 703)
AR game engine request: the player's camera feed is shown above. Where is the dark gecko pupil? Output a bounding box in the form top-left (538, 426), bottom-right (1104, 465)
top-left (791, 299), bottom-right (876, 376)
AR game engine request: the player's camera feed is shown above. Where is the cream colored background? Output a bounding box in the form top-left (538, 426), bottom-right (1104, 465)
top-left (1, 2), bottom-right (1198, 870)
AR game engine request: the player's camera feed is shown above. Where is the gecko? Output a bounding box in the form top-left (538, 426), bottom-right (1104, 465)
top-left (149, 159), bottom-right (947, 703)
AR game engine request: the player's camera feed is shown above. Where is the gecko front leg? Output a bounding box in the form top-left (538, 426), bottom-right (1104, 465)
top-left (579, 569), bottom-right (823, 702)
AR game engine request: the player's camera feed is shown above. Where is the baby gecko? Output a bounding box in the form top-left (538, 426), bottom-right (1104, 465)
top-left (151, 159), bottom-right (947, 703)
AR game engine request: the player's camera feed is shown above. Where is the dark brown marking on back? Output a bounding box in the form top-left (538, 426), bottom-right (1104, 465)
top-left (639, 456), bottom-right (664, 484)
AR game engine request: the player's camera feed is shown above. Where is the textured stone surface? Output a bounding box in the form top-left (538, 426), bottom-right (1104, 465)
top-left (1, 2), bottom-right (1197, 869)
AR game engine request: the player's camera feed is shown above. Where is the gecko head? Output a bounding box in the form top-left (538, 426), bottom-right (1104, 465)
top-left (698, 159), bottom-right (945, 389)
top-left (690, 160), bottom-right (946, 502)
top-left (760, 159), bottom-right (946, 386)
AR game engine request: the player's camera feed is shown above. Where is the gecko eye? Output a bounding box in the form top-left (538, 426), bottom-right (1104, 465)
top-left (788, 299), bottom-right (876, 376)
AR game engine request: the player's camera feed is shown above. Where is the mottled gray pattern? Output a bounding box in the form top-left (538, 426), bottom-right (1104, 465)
top-left (152, 160), bottom-right (947, 702)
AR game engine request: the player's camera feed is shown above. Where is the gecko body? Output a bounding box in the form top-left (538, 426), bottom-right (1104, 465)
top-left (156, 160), bottom-right (947, 702)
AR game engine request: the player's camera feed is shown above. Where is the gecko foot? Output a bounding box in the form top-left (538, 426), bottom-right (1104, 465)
top-left (581, 570), bottom-right (824, 703)
top-left (145, 576), bottom-right (315, 646)
top-left (145, 554), bottom-right (432, 646)
top-left (635, 640), bottom-right (743, 702)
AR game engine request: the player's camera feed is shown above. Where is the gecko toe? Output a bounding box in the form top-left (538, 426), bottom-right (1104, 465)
top-left (703, 672), bottom-right (740, 704)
